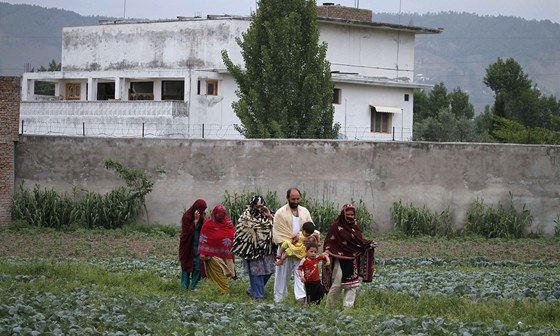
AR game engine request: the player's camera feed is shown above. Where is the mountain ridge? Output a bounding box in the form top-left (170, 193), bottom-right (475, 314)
top-left (1, 3), bottom-right (558, 113)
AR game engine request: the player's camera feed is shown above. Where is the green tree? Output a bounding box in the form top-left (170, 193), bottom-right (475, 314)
top-left (449, 87), bottom-right (475, 119)
top-left (222, 0), bottom-right (338, 138)
top-left (413, 83), bottom-right (478, 142)
top-left (483, 57), bottom-right (532, 97)
top-left (413, 89), bottom-right (430, 122)
top-left (427, 82), bottom-right (450, 118)
top-left (483, 57), bottom-right (532, 122)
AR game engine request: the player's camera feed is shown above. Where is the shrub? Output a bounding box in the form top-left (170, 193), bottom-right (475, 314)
top-left (222, 190), bottom-right (373, 234)
top-left (465, 193), bottom-right (532, 238)
top-left (11, 160), bottom-right (154, 230)
top-left (11, 183), bottom-right (77, 229)
top-left (391, 200), bottom-right (453, 237)
top-left (75, 187), bottom-right (141, 229)
top-left (555, 214), bottom-right (560, 237)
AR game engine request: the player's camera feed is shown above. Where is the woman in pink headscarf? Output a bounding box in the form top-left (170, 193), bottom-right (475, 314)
top-left (198, 204), bottom-right (236, 293)
top-left (179, 199), bottom-right (207, 290)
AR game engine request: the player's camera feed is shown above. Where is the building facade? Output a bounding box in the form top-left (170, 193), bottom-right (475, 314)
top-left (20, 5), bottom-right (441, 140)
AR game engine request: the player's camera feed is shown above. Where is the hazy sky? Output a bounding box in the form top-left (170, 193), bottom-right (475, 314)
top-left (3, 0), bottom-right (560, 23)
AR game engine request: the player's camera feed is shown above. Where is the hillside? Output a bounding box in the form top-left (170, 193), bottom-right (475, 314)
top-left (376, 12), bottom-right (560, 112)
top-left (1, 3), bottom-right (559, 113)
top-left (0, 2), bottom-right (105, 74)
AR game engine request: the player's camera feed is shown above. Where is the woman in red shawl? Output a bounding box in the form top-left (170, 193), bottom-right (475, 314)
top-left (323, 203), bottom-right (377, 308)
top-left (199, 204), bottom-right (236, 293)
top-left (179, 199), bottom-right (207, 290)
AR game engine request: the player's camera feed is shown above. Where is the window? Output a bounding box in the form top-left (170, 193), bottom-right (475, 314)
top-left (65, 83), bottom-right (81, 100)
top-left (404, 93), bottom-right (410, 102)
top-left (162, 80), bottom-right (184, 100)
top-left (129, 81), bottom-right (154, 100)
top-left (370, 106), bottom-right (392, 133)
top-left (206, 80), bottom-right (218, 96)
top-left (333, 88), bottom-right (341, 104)
top-left (97, 82), bottom-right (115, 100)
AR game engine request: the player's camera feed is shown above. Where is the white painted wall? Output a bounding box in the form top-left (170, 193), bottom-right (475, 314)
top-left (62, 19), bottom-right (250, 71)
top-left (22, 17), bottom-right (433, 140)
top-left (320, 23), bottom-right (415, 79)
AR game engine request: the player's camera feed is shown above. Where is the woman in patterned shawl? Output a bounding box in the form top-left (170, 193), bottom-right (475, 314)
top-left (323, 203), bottom-right (377, 308)
top-left (231, 195), bottom-right (275, 300)
top-left (178, 199), bottom-right (207, 290)
top-left (198, 204), bottom-right (236, 294)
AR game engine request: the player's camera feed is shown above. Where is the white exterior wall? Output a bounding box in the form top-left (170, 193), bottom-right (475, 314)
top-left (320, 23), bottom-right (415, 80)
top-left (333, 83), bottom-right (414, 141)
top-left (62, 20), bottom-right (249, 71)
top-left (21, 17), bottom-right (434, 140)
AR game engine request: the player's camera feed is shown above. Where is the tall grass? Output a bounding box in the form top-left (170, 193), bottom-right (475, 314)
top-left (465, 193), bottom-right (532, 238)
top-left (391, 200), bottom-right (453, 237)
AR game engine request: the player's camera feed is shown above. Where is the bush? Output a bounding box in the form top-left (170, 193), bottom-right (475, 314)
top-left (222, 190), bottom-right (373, 234)
top-left (465, 193), bottom-right (532, 238)
top-left (391, 200), bottom-right (453, 237)
top-left (11, 160), bottom-right (154, 230)
top-left (11, 183), bottom-right (78, 229)
top-left (555, 214), bottom-right (560, 237)
top-left (75, 187), bottom-right (141, 229)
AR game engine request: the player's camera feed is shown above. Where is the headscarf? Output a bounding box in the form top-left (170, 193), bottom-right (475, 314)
top-left (322, 203), bottom-right (373, 292)
top-left (179, 199), bottom-right (207, 271)
top-left (198, 204), bottom-right (235, 259)
top-left (324, 204), bottom-right (372, 260)
top-left (231, 195), bottom-right (275, 259)
top-left (248, 195), bottom-right (267, 219)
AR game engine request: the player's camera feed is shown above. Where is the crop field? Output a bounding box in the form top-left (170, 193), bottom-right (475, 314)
top-left (1, 228), bottom-right (559, 335)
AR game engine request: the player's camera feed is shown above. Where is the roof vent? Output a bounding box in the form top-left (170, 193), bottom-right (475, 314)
top-left (323, 2), bottom-right (335, 5)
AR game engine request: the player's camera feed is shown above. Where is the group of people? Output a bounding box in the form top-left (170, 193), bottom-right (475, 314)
top-left (178, 187), bottom-right (377, 308)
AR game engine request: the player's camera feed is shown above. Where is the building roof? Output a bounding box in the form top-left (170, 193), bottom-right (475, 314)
top-left (97, 14), bottom-right (442, 35)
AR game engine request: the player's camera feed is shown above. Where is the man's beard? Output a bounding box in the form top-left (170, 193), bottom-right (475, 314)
top-left (345, 216), bottom-right (355, 224)
top-left (289, 202), bottom-right (299, 209)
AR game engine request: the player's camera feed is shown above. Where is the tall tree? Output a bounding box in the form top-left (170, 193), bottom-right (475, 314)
top-left (483, 57), bottom-right (532, 122)
top-left (222, 0), bottom-right (338, 138)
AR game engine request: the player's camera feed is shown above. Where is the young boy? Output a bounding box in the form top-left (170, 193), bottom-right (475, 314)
top-left (297, 241), bottom-right (331, 305)
top-left (275, 221), bottom-right (321, 266)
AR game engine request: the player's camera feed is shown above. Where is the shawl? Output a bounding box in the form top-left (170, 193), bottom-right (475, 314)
top-left (323, 204), bottom-right (372, 260)
top-left (272, 203), bottom-right (313, 245)
top-left (178, 199), bottom-right (207, 272)
top-left (231, 196), bottom-right (275, 260)
top-left (322, 204), bottom-right (374, 292)
top-left (198, 204), bottom-right (235, 259)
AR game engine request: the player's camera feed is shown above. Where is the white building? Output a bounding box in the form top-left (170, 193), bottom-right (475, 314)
top-left (20, 5), bottom-right (441, 140)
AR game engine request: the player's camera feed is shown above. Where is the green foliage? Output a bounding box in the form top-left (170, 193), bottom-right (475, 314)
top-left (222, 190), bottom-right (373, 234)
top-left (222, 0), bottom-right (338, 139)
top-left (75, 187), bottom-right (140, 229)
top-left (554, 214), bottom-right (560, 237)
top-left (11, 183), bottom-right (77, 229)
top-left (465, 194), bottom-right (533, 238)
top-left (104, 159), bottom-right (157, 223)
top-left (413, 83), bottom-right (478, 142)
top-left (391, 200), bottom-right (453, 237)
top-left (11, 160), bottom-right (155, 230)
top-left (484, 57), bottom-right (532, 96)
top-left (492, 116), bottom-right (560, 144)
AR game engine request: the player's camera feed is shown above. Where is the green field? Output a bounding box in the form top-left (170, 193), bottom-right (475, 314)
top-left (1, 227), bottom-right (559, 335)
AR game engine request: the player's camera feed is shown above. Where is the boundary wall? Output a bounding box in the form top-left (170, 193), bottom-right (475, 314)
top-left (13, 136), bottom-right (560, 234)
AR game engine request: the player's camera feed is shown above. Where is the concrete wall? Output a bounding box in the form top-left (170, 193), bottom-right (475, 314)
top-left (14, 136), bottom-right (560, 234)
top-left (0, 77), bottom-right (20, 226)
